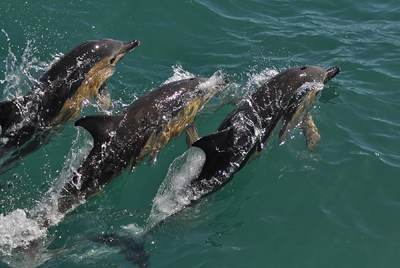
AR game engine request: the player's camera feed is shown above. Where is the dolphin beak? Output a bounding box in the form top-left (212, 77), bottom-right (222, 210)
top-left (118, 40), bottom-right (140, 56)
top-left (324, 66), bottom-right (341, 84)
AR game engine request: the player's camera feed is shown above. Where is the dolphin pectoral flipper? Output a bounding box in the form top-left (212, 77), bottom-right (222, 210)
top-left (300, 112), bottom-right (321, 151)
top-left (96, 83), bottom-right (111, 110)
top-left (185, 122), bottom-right (199, 148)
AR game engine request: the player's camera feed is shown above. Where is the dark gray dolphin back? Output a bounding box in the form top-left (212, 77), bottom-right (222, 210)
top-left (39, 39), bottom-right (127, 87)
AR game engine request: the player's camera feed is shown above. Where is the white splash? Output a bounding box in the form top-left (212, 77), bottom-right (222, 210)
top-left (146, 147), bottom-right (206, 227)
top-left (0, 128), bottom-right (92, 255)
top-left (161, 64), bottom-right (196, 85)
top-left (0, 209), bottom-right (46, 255)
top-left (121, 223), bottom-right (146, 237)
top-left (0, 31), bottom-right (60, 100)
top-left (245, 68), bottom-right (279, 90)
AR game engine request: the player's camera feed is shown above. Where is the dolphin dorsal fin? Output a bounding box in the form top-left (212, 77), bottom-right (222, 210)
top-left (192, 127), bottom-right (234, 166)
top-left (188, 127), bottom-right (237, 190)
top-left (75, 115), bottom-right (122, 146)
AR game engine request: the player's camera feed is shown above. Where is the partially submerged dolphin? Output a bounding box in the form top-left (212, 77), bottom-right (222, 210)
top-left (91, 65), bottom-right (341, 266)
top-left (57, 76), bottom-right (230, 214)
top-left (0, 38), bottom-right (139, 172)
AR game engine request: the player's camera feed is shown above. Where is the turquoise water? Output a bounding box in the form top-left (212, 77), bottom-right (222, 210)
top-left (0, 0), bottom-right (399, 267)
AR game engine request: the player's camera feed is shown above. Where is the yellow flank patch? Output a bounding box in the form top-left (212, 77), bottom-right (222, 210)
top-left (135, 96), bottom-right (205, 167)
top-left (51, 58), bottom-right (114, 125)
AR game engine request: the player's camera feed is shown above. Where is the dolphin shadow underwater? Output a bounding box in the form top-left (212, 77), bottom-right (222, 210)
top-left (91, 65), bottom-right (341, 267)
top-left (0, 38), bottom-right (139, 174)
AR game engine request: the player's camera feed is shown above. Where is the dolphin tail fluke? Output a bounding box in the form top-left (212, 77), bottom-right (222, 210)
top-left (75, 114), bottom-right (123, 146)
top-left (89, 233), bottom-right (150, 267)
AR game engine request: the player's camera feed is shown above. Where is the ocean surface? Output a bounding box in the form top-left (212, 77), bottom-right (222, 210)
top-left (0, 0), bottom-right (399, 267)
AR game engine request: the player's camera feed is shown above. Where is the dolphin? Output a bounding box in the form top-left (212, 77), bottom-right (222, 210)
top-left (0, 38), bottom-right (139, 173)
top-left (181, 65), bottom-right (341, 199)
top-left (89, 65), bottom-right (340, 266)
top-left (56, 76), bottom-right (230, 214)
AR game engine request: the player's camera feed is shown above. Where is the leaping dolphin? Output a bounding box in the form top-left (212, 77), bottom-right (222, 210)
top-left (184, 66), bottom-right (341, 199)
top-left (0, 38), bottom-right (139, 173)
top-left (57, 76), bottom-right (230, 214)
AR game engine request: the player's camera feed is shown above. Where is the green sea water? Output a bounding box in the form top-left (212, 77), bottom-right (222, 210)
top-left (0, 0), bottom-right (399, 267)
